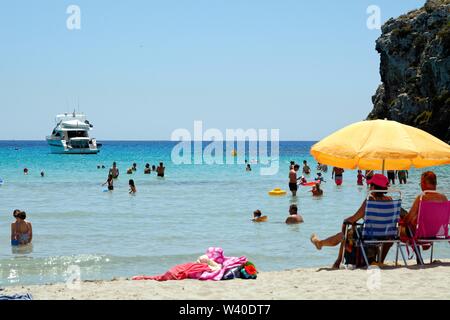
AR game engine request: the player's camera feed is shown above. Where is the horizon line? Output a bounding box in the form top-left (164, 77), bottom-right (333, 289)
top-left (0, 139), bottom-right (320, 142)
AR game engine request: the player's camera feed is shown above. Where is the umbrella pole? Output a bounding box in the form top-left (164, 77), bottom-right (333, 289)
top-left (382, 159), bottom-right (385, 175)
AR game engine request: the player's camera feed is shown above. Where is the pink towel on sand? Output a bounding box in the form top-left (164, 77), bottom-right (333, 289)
top-left (199, 247), bottom-right (248, 281)
top-left (132, 263), bottom-right (211, 281)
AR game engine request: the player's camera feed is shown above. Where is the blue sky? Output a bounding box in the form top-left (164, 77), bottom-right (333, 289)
top-left (0, 0), bottom-right (425, 140)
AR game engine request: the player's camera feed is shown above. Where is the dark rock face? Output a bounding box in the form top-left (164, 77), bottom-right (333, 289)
top-left (368, 0), bottom-right (450, 142)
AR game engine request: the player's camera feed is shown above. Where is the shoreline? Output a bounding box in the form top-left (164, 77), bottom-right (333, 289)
top-left (3, 260), bottom-right (450, 300)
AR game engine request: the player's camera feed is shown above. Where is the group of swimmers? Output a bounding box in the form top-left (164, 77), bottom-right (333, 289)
top-left (22, 168), bottom-right (45, 177)
top-left (102, 161), bottom-right (166, 194)
top-left (289, 160), bottom-right (324, 197)
top-left (252, 204), bottom-right (304, 224)
top-left (310, 171), bottom-right (447, 268)
top-left (356, 169), bottom-right (408, 186)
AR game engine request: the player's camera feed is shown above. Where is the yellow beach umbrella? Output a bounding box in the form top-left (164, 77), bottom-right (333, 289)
top-left (310, 119), bottom-right (450, 171)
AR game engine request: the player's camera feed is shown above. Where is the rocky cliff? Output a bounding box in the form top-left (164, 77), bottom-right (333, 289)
top-left (368, 0), bottom-right (450, 142)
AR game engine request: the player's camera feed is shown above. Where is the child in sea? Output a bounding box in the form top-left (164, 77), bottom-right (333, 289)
top-left (252, 210), bottom-right (267, 222)
top-left (129, 179), bottom-right (137, 194)
top-left (298, 176), bottom-right (307, 185)
top-left (357, 170), bottom-right (365, 185)
top-left (315, 172), bottom-right (325, 183)
top-left (311, 183), bottom-right (323, 196)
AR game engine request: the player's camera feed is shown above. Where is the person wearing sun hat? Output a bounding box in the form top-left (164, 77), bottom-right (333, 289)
top-left (310, 173), bottom-right (393, 268)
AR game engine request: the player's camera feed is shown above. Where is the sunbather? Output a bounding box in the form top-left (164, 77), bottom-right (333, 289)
top-left (310, 174), bottom-right (392, 268)
top-left (401, 171), bottom-right (447, 238)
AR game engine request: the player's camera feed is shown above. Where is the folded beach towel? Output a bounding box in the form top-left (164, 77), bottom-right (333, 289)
top-left (199, 247), bottom-right (248, 281)
top-left (0, 293), bottom-right (33, 300)
top-left (132, 262), bottom-right (212, 281)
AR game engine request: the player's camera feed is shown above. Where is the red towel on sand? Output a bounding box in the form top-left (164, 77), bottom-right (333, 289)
top-left (132, 263), bottom-right (212, 281)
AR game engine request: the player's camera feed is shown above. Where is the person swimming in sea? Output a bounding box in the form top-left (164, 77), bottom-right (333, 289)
top-left (132, 163), bottom-right (137, 172)
top-left (11, 210), bottom-right (32, 246)
top-left (289, 164), bottom-right (300, 196)
top-left (144, 163), bottom-right (151, 174)
top-left (246, 164), bottom-right (252, 171)
top-left (302, 160), bottom-right (311, 175)
top-left (23, 168), bottom-right (29, 175)
top-left (298, 176), bottom-right (308, 185)
top-left (152, 165), bottom-right (156, 171)
top-left (285, 204), bottom-right (304, 224)
top-left (332, 167), bottom-right (344, 186)
top-left (315, 172), bottom-right (325, 183)
top-left (129, 179), bottom-right (137, 194)
top-left (311, 183), bottom-right (323, 196)
top-left (357, 170), bottom-right (365, 186)
top-left (127, 168), bottom-right (133, 175)
top-left (252, 210), bottom-right (268, 222)
top-left (103, 174), bottom-right (114, 191)
top-left (156, 162), bottom-right (165, 178)
top-left (40, 171), bottom-right (45, 177)
top-left (109, 162), bottom-right (120, 179)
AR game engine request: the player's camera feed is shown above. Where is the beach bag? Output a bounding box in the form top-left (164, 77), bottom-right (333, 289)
top-left (240, 268), bottom-right (257, 280)
top-left (222, 267), bottom-right (242, 280)
top-left (344, 227), bottom-right (377, 267)
top-left (240, 262), bottom-right (258, 280)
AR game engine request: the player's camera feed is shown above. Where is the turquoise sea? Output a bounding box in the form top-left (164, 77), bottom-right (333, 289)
top-left (0, 141), bottom-right (449, 286)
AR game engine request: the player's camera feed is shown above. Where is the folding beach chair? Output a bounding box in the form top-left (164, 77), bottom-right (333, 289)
top-left (342, 190), bottom-right (407, 268)
top-left (406, 191), bottom-right (450, 265)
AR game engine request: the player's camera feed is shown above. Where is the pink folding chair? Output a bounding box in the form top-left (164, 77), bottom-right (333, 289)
top-left (411, 191), bottom-right (450, 265)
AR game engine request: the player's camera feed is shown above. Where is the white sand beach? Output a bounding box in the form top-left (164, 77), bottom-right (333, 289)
top-left (3, 261), bottom-right (450, 300)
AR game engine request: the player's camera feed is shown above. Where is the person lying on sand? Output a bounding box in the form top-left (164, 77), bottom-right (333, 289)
top-left (285, 204), bottom-right (303, 224)
top-left (310, 174), bottom-right (392, 269)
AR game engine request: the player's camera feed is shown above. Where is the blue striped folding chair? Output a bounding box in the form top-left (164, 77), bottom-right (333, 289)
top-left (353, 190), bottom-right (407, 267)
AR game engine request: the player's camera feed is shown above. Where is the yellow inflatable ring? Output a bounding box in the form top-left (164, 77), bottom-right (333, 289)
top-left (268, 188), bottom-right (287, 196)
top-left (231, 150), bottom-right (237, 157)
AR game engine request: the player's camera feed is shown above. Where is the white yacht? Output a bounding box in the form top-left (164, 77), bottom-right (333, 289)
top-left (46, 112), bottom-right (101, 154)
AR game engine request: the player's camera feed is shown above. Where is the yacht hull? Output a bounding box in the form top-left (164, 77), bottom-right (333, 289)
top-left (47, 139), bottom-right (100, 154)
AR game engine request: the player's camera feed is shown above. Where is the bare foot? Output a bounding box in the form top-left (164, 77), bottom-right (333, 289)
top-left (310, 234), bottom-right (322, 250)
